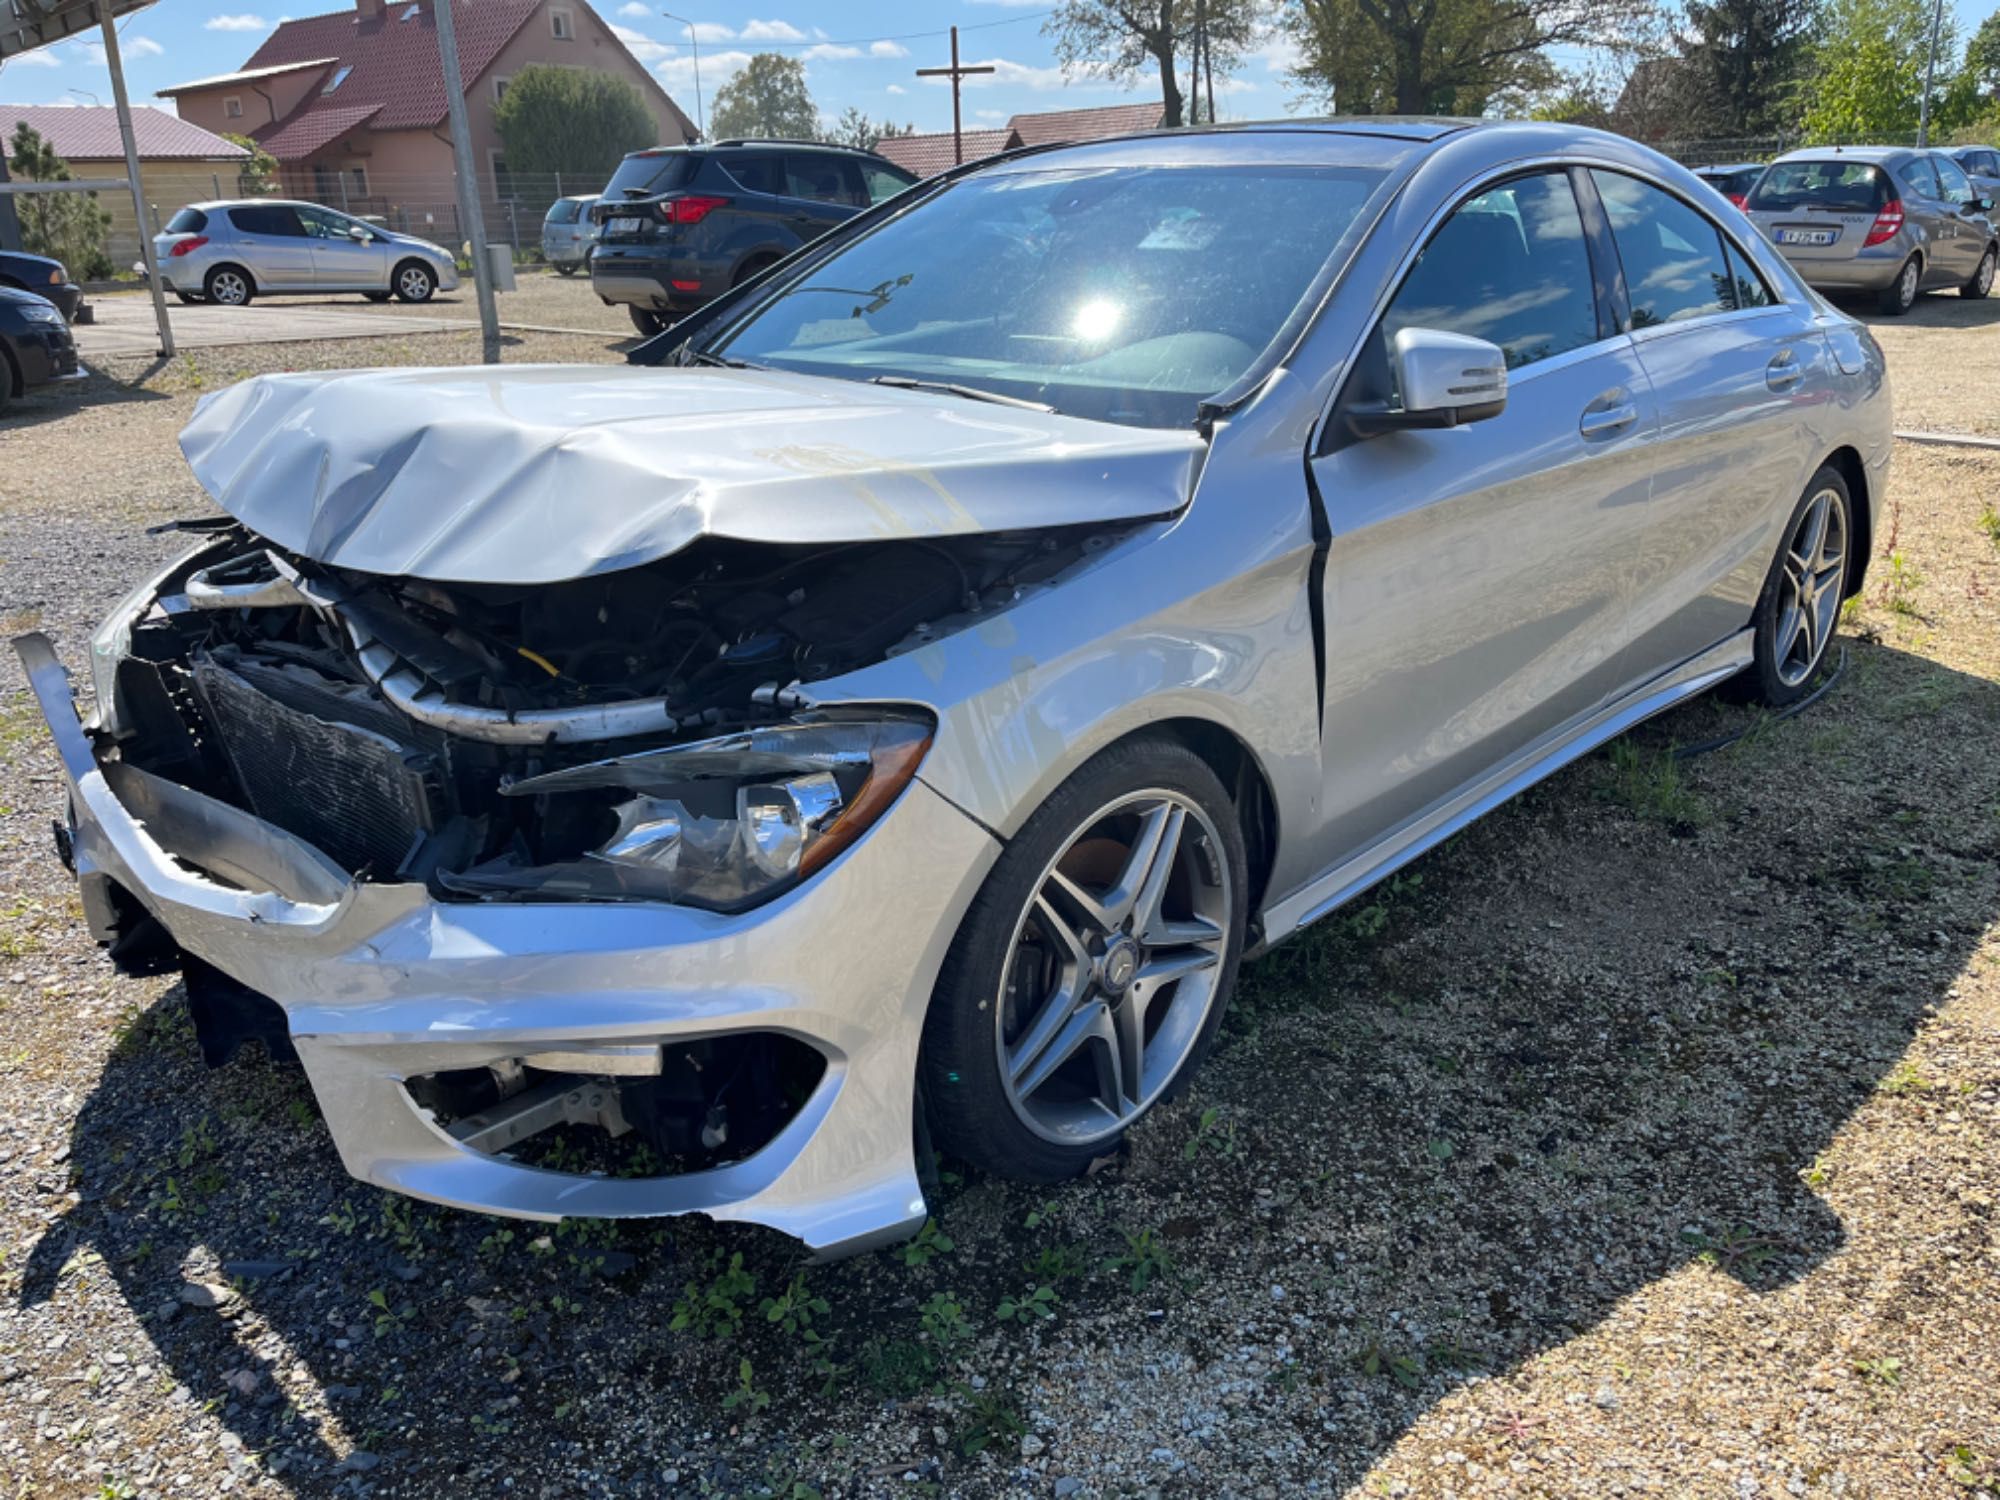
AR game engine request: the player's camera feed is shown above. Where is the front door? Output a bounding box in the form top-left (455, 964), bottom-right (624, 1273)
top-left (1304, 167), bottom-right (1658, 865)
top-left (298, 205), bottom-right (385, 289)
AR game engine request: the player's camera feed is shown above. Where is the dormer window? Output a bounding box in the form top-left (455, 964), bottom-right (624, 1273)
top-left (550, 8), bottom-right (573, 39)
top-left (324, 64), bottom-right (354, 92)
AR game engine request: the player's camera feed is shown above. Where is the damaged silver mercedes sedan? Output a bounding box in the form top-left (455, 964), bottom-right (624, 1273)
top-left (16, 120), bottom-right (1891, 1255)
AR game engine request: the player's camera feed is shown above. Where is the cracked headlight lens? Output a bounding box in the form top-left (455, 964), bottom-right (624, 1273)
top-left (443, 717), bottom-right (931, 909)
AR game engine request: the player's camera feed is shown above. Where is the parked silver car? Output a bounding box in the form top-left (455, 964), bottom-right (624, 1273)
top-left (1744, 146), bottom-right (1998, 313)
top-left (20, 121), bottom-right (1890, 1256)
top-left (541, 195), bottom-right (600, 275)
top-left (1948, 144), bottom-right (2000, 202)
top-left (145, 200), bottom-right (461, 307)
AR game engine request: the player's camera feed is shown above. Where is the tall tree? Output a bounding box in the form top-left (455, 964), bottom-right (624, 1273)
top-left (1800, 0), bottom-right (1975, 139)
top-left (1968, 9), bottom-right (2000, 96)
top-left (1043, 0), bottom-right (1263, 127)
top-left (494, 64), bottom-right (657, 181)
top-left (1676, 0), bottom-right (1819, 137)
top-left (821, 107), bottom-right (915, 153)
top-left (224, 133), bottom-right (280, 197)
top-left (1284, 0), bottom-right (1651, 115)
top-left (708, 53), bottom-right (819, 141)
top-left (6, 124), bottom-right (111, 279)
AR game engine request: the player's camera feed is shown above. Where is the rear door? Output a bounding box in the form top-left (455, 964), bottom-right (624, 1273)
top-left (778, 153), bottom-right (868, 240)
top-left (1932, 154), bottom-right (1993, 276)
top-left (1892, 155), bottom-right (1957, 285)
top-left (1302, 167), bottom-right (1659, 864)
top-left (1588, 168), bottom-right (1827, 677)
top-left (225, 204), bottom-right (314, 286)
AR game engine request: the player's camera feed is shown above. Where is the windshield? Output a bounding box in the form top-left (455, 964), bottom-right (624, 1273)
top-left (1748, 162), bottom-right (1890, 213)
top-left (713, 163), bottom-right (1387, 428)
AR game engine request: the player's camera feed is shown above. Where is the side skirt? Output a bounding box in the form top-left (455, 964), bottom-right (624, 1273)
top-left (1260, 630), bottom-right (1754, 944)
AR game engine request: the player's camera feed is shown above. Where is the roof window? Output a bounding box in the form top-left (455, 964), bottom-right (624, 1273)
top-left (324, 64), bottom-right (354, 92)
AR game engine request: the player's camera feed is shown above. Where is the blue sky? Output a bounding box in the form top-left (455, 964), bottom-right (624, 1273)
top-left (0, 1), bottom-right (1305, 129)
top-left (1, 1), bottom-right (1991, 127)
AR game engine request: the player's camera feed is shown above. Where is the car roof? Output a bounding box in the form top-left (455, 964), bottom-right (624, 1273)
top-left (1770, 145), bottom-right (1916, 165)
top-left (1695, 162), bottom-right (1764, 173)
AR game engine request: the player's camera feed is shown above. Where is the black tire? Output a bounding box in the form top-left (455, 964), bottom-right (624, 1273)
top-left (920, 735), bottom-right (1249, 1183)
top-left (364, 291), bottom-right (392, 303)
top-left (1731, 464), bottom-right (1854, 708)
top-left (628, 305), bottom-right (667, 337)
top-left (0, 345), bottom-right (16, 416)
top-left (173, 290), bottom-right (205, 306)
top-left (732, 255), bottom-right (778, 288)
top-left (392, 260), bottom-right (436, 303)
top-left (1877, 255), bottom-right (1920, 315)
top-left (203, 265), bottom-right (254, 307)
top-left (555, 261), bottom-right (579, 277)
top-left (1962, 245), bottom-right (1996, 300)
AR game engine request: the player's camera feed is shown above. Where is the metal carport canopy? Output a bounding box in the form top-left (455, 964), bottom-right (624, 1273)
top-left (1, 0), bottom-right (175, 355)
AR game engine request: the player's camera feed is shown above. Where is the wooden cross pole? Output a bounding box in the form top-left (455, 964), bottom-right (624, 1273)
top-left (915, 25), bottom-right (996, 165)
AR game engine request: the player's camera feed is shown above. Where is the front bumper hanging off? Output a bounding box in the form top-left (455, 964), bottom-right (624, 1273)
top-left (14, 631), bottom-right (998, 1257)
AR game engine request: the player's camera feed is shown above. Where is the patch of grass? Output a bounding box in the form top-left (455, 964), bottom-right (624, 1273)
top-left (1854, 1355), bottom-right (1903, 1387)
top-left (1599, 739), bottom-right (1709, 829)
top-left (1182, 1104), bottom-right (1241, 1160)
top-left (1024, 1243), bottom-right (1090, 1282)
top-left (857, 1336), bottom-right (936, 1399)
top-left (1353, 1340), bottom-right (1423, 1389)
top-left (954, 1385), bottom-right (1027, 1456)
top-left (898, 1216), bottom-right (954, 1268)
top-left (994, 1283), bottom-right (1060, 1324)
top-left (1105, 1226), bottom-right (1173, 1292)
top-left (1878, 1060), bottom-right (1932, 1096)
top-left (669, 1250), bottom-right (759, 1339)
top-left (1683, 1225), bottom-right (1787, 1280)
top-left (722, 1357), bottom-right (771, 1415)
top-left (919, 1291), bottom-right (973, 1352)
top-left (1882, 549), bottom-right (1924, 617)
top-left (1977, 503), bottom-right (2000, 550)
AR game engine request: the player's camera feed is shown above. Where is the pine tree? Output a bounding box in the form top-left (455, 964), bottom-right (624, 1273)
top-left (7, 124), bottom-right (112, 278)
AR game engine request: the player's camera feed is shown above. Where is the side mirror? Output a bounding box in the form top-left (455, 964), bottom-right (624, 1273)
top-left (348, 224), bottom-right (370, 241)
top-left (1347, 328), bottom-right (1509, 438)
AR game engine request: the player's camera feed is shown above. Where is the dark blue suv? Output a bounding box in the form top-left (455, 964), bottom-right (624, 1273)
top-left (589, 139), bottom-right (919, 336)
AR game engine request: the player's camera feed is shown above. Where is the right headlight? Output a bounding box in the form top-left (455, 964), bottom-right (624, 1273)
top-left (445, 716), bottom-right (932, 910)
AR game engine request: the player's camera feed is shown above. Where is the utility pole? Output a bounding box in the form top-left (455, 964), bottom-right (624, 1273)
top-left (916, 26), bottom-right (995, 165)
top-left (1918, 0), bottom-right (1945, 146)
top-left (432, 0), bottom-right (501, 364)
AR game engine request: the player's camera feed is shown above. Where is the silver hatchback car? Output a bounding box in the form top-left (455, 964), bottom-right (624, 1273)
top-left (147, 200), bottom-right (461, 307)
top-left (541, 195), bottom-right (600, 275)
top-left (21, 121), bottom-right (1889, 1256)
top-left (1744, 146), bottom-right (1998, 314)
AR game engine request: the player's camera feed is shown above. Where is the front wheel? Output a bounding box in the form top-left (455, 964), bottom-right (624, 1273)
top-left (1962, 245), bottom-right (1996, 300)
top-left (1878, 255), bottom-right (1920, 316)
top-left (921, 736), bottom-right (1248, 1183)
top-left (628, 305), bottom-right (667, 337)
top-left (1733, 465), bottom-right (1852, 708)
top-left (393, 261), bottom-right (436, 303)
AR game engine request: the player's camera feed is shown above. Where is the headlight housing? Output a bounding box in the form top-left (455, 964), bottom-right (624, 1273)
top-left (441, 716), bottom-right (932, 910)
top-left (19, 302), bottom-right (63, 325)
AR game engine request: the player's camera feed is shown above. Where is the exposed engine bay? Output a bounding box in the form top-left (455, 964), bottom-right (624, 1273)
top-left (107, 521), bottom-right (1125, 901)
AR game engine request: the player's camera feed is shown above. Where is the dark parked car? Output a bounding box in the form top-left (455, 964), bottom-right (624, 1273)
top-left (0, 284), bottom-right (83, 414)
top-left (1694, 162), bottom-right (1765, 207)
top-left (0, 249), bottom-right (84, 322)
top-left (590, 138), bottom-right (919, 335)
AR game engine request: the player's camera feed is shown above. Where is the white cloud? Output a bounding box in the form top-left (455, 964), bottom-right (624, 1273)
top-left (70, 39), bottom-right (107, 63)
top-left (655, 47), bottom-right (751, 92)
top-left (966, 0), bottom-right (1046, 6)
top-left (204, 13), bottom-right (269, 30)
top-left (611, 22), bottom-right (670, 62)
top-left (885, 83), bottom-right (906, 95)
top-left (1246, 33), bottom-right (1302, 75)
top-left (687, 21), bottom-right (735, 42)
top-left (10, 48), bottom-right (61, 67)
top-left (973, 108), bottom-right (1007, 121)
top-left (801, 42), bottom-right (860, 60)
top-left (921, 55), bottom-right (1113, 92)
top-left (616, 2), bottom-right (650, 15)
top-left (739, 18), bottom-right (806, 41)
top-left (869, 39), bottom-right (908, 58)
top-left (127, 36), bottom-right (165, 57)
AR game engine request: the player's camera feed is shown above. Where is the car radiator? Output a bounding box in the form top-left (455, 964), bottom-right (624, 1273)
top-left (190, 650), bottom-right (440, 877)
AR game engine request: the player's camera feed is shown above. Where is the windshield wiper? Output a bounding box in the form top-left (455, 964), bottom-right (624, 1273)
top-left (867, 375), bottom-right (1054, 413)
top-left (683, 349), bottom-right (765, 370)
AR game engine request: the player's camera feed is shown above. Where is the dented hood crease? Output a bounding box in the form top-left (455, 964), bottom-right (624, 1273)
top-left (178, 364), bottom-right (1206, 584)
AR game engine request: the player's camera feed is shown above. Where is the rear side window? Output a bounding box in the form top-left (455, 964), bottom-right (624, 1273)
top-left (602, 150), bottom-right (694, 200)
top-left (229, 205), bottom-right (305, 237)
top-left (719, 151), bottom-right (782, 194)
top-left (1382, 168), bottom-right (1599, 371)
top-left (545, 198), bottom-right (579, 224)
top-left (1899, 157), bottom-right (1942, 199)
top-left (1591, 170), bottom-right (1732, 328)
top-left (165, 207), bottom-right (208, 234)
top-left (1933, 155), bottom-right (1976, 206)
top-left (783, 154), bottom-right (866, 207)
top-left (860, 161), bottom-right (916, 204)
top-left (1747, 162), bottom-right (1890, 213)
top-left (1724, 243), bottom-right (1773, 309)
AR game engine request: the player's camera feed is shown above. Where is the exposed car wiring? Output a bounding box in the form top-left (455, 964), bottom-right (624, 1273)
top-left (1671, 645), bottom-right (1848, 761)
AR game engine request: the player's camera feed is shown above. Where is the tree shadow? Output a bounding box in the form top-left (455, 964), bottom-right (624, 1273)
top-left (13, 636), bottom-right (2000, 1496)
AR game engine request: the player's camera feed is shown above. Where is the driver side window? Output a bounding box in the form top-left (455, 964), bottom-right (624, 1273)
top-left (1934, 154), bottom-right (1976, 206)
top-left (1380, 169), bottom-right (1600, 373)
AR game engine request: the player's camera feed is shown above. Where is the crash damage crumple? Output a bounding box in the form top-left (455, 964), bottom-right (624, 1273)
top-left (178, 364), bottom-right (1206, 584)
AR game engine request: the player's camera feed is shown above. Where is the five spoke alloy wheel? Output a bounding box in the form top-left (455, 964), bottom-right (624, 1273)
top-left (998, 791), bottom-right (1233, 1146)
top-left (1774, 484), bottom-right (1848, 689)
top-left (921, 735), bottom-right (1248, 1182)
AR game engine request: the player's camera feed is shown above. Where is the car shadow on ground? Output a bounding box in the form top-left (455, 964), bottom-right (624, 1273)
top-left (0, 362), bottom-right (174, 433)
top-left (14, 636), bottom-right (2000, 1496)
top-left (1844, 287), bottom-right (2000, 330)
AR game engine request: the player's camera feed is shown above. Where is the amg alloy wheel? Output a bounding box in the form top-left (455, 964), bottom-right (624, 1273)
top-left (1734, 466), bottom-right (1852, 707)
top-left (922, 737), bottom-right (1246, 1181)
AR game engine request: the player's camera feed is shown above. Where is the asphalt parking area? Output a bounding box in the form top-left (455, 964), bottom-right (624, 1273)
top-left (74, 291), bottom-right (475, 358)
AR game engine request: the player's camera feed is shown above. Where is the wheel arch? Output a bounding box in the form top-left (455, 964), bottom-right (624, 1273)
top-left (0, 338), bottom-right (20, 400)
top-left (204, 261), bottom-right (257, 294)
top-left (1135, 717), bottom-right (1280, 924)
top-left (1823, 445), bottom-right (1872, 598)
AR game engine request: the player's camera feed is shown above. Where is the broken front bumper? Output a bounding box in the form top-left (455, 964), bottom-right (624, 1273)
top-left (15, 632), bottom-right (998, 1257)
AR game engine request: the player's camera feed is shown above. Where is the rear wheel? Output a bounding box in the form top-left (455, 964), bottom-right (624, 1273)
top-left (921, 736), bottom-right (1248, 1182)
top-left (393, 260), bottom-right (436, 303)
top-left (732, 254), bottom-right (778, 288)
top-left (1962, 245), bottom-right (1996, 300)
top-left (627, 305), bottom-right (667, 337)
top-left (555, 261), bottom-right (579, 277)
top-left (203, 265), bottom-right (253, 307)
top-left (1733, 465), bottom-right (1852, 708)
top-left (1877, 255), bottom-right (1920, 316)
top-left (0, 346), bottom-right (16, 415)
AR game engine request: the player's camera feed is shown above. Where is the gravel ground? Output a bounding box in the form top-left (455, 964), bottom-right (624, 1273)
top-left (1849, 290), bottom-right (2000, 436)
top-left (0, 327), bottom-right (1997, 1500)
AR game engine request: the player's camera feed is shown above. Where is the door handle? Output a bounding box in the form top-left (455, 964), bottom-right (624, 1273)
top-left (1766, 351), bottom-right (1804, 390)
top-left (1579, 402), bottom-right (1638, 437)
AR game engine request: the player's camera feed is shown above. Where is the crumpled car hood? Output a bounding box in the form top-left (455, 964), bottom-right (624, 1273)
top-left (178, 363), bottom-right (1205, 584)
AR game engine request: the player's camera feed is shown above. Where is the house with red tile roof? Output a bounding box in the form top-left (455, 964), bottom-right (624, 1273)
top-left (0, 104), bottom-right (248, 264)
top-left (159, 0), bottom-right (692, 219)
top-left (873, 101), bottom-right (1169, 180)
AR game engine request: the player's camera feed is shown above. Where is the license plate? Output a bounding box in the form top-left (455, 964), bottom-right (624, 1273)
top-left (1778, 228), bottom-right (1838, 247)
top-left (607, 216), bottom-right (644, 234)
